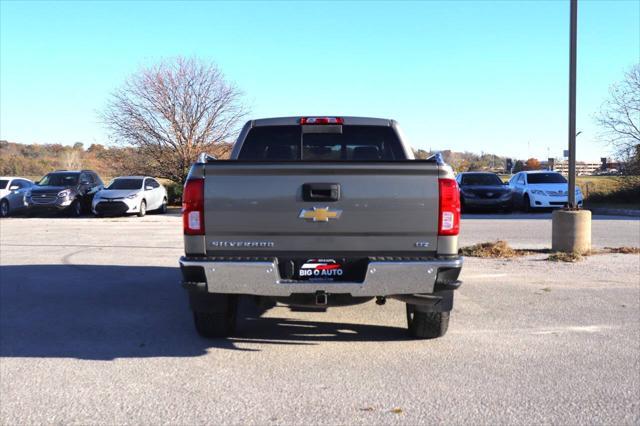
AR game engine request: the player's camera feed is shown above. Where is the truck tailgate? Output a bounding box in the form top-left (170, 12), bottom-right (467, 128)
top-left (203, 162), bottom-right (439, 256)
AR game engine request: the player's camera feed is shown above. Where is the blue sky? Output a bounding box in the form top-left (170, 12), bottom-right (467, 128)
top-left (1, 1), bottom-right (638, 161)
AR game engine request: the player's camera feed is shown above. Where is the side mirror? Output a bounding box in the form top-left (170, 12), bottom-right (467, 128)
top-left (9, 185), bottom-right (19, 191)
top-left (145, 185), bottom-right (153, 191)
top-left (80, 180), bottom-right (90, 186)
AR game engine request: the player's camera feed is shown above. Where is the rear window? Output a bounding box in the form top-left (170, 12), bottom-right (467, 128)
top-left (238, 125), bottom-right (405, 161)
top-left (527, 173), bottom-right (567, 184)
top-left (460, 174), bottom-right (502, 186)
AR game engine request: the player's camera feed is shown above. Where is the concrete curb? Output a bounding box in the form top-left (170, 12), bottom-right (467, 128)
top-left (589, 208), bottom-right (640, 217)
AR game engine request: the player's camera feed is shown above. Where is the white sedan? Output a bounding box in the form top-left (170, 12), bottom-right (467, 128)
top-left (509, 171), bottom-right (583, 211)
top-left (0, 176), bottom-right (33, 217)
top-left (92, 176), bottom-right (168, 217)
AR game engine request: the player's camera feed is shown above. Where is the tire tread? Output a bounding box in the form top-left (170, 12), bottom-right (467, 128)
top-left (407, 306), bottom-right (450, 339)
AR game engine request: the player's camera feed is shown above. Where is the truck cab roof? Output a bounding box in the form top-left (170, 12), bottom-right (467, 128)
top-left (250, 116), bottom-right (395, 127)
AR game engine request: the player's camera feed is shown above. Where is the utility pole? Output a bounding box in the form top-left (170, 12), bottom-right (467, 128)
top-left (568, 0), bottom-right (577, 208)
top-left (552, 0), bottom-right (591, 255)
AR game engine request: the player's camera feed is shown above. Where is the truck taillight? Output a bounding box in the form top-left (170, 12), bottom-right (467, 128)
top-left (183, 178), bottom-right (204, 235)
top-left (438, 178), bottom-right (460, 236)
top-left (300, 117), bottom-right (344, 125)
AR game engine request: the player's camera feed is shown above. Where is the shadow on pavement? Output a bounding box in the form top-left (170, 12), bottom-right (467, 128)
top-left (0, 265), bottom-right (407, 360)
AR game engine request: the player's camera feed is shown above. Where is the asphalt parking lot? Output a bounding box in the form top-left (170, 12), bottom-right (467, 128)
top-left (1, 213), bottom-right (639, 425)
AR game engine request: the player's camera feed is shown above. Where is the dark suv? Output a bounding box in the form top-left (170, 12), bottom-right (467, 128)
top-left (27, 170), bottom-right (104, 216)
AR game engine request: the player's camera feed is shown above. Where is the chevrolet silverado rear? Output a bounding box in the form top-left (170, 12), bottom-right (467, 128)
top-left (180, 116), bottom-right (462, 339)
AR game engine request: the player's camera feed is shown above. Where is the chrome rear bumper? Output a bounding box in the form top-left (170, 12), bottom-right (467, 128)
top-left (179, 257), bottom-right (463, 297)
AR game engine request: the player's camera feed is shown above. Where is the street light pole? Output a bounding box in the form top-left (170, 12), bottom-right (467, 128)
top-left (552, 0), bottom-right (591, 255)
top-left (568, 0), bottom-right (578, 208)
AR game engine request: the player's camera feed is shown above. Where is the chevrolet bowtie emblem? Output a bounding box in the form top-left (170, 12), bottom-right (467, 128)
top-left (299, 207), bottom-right (342, 222)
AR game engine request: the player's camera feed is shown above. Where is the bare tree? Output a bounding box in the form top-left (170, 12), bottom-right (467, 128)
top-left (597, 64), bottom-right (640, 173)
top-left (62, 150), bottom-right (82, 170)
top-left (102, 57), bottom-right (247, 184)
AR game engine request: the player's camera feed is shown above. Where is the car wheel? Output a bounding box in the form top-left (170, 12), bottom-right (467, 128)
top-left (0, 199), bottom-right (10, 218)
top-left (406, 304), bottom-right (449, 339)
top-left (523, 194), bottom-right (531, 212)
top-left (137, 200), bottom-right (146, 217)
top-left (192, 295), bottom-right (238, 338)
top-left (159, 198), bottom-right (167, 214)
top-left (69, 200), bottom-right (82, 217)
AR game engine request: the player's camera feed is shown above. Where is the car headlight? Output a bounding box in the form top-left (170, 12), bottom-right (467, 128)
top-left (461, 190), bottom-right (476, 198)
top-left (499, 191), bottom-right (512, 198)
top-left (126, 192), bottom-right (140, 199)
top-left (58, 189), bottom-right (71, 198)
top-left (530, 190), bottom-right (545, 195)
top-left (26, 190), bottom-right (32, 198)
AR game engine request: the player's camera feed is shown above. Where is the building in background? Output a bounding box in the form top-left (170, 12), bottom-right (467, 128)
top-left (540, 158), bottom-right (623, 175)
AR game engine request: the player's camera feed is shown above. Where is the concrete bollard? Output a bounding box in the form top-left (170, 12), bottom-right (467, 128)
top-left (552, 210), bottom-right (592, 254)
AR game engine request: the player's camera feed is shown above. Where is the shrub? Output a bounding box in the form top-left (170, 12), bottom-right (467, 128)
top-left (166, 182), bottom-right (183, 206)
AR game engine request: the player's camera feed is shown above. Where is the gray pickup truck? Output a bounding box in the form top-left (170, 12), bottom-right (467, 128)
top-left (180, 116), bottom-right (462, 339)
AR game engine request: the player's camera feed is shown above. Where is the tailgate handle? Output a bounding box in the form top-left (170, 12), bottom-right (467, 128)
top-left (302, 183), bottom-right (340, 202)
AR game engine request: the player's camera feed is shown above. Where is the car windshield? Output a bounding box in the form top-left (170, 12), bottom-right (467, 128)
top-left (107, 178), bottom-right (143, 190)
top-left (527, 173), bottom-right (567, 184)
top-left (37, 173), bottom-right (78, 186)
top-left (0, 180), bottom-right (8, 189)
top-left (461, 174), bottom-right (503, 186)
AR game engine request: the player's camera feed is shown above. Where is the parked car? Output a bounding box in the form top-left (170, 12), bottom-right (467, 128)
top-left (0, 177), bottom-right (33, 217)
top-left (27, 170), bottom-right (103, 216)
top-left (509, 171), bottom-right (583, 211)
top-left (180, 116), bottom-right (463, 339)
top-left (456, 172), bottom-right (512, 212)
top-left (92, 176), bottom-right (168, 217)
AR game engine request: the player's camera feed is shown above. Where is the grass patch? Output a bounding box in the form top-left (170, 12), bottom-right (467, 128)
top-left (459, 240), bottom-right (530, 258)
top-left (461, 241), bottom-right (639, 262)
top-left (580, 176), bottom-right (640, 207)
top-left (546, 252), bottom-right (583, 262)
top-left (604, 246), bottom-right (640, 254)
top-left (544, 246), bottom-right (639, 262)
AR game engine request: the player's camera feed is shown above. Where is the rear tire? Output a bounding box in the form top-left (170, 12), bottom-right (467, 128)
top-left (406, 304), bottom-right (450, 339)
top-left (137, 200), bottom-right (146, 217)
top-left (0, 199), bottom-right (10, 218)
top-left (192, 295), bottom-right (238, 338)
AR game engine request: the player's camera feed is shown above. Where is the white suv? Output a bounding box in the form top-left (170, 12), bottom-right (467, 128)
top-left (509, 171), bottom-right (583, 211)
